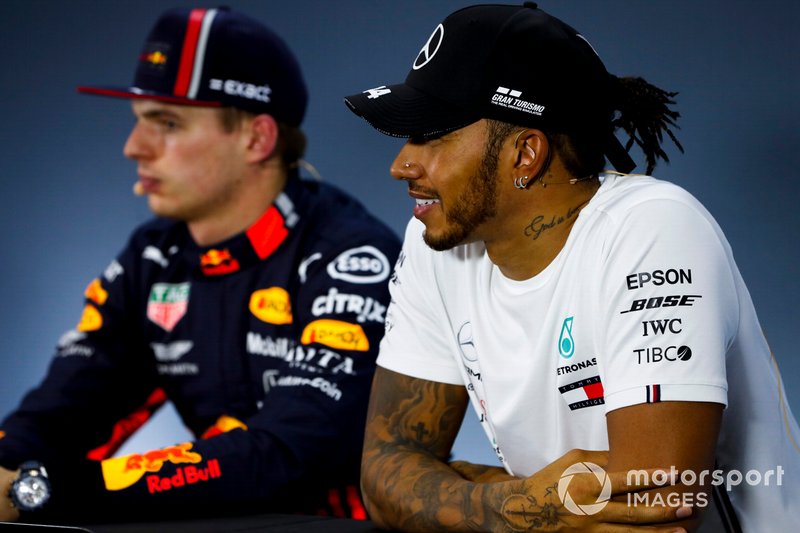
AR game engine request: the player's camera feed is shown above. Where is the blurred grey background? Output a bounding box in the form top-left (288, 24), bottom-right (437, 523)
top-left (0, 0), bottom-right (797, 466)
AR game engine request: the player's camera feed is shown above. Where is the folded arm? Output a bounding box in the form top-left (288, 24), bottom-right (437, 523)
top-left (362, 367), bottom-right (692, 532)
top-left (606, 401), bottom-right (723, 532)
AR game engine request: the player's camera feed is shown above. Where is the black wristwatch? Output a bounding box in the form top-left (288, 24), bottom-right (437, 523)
top-left (9, 461), bottom-right (51, 513)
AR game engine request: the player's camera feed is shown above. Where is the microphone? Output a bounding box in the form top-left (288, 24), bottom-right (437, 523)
top-left (133, 182), bottom-right (145, 196)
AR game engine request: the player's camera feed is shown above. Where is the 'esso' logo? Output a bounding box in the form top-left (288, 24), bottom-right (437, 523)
top-left (327, 246), bottom-right (390, 284)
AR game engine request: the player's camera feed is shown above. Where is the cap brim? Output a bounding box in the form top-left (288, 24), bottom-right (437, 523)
top-left (77, 86), bottom-right (221, 107)
top-left (344, 82), bottom-right (478, 139)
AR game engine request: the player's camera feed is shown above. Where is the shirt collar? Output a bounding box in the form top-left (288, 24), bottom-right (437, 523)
top-left (190, 179), bottom-right (303, 277)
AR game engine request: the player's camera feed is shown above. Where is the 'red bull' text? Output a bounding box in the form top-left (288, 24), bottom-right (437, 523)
top-left (145, 459), bottom-right (222, 494)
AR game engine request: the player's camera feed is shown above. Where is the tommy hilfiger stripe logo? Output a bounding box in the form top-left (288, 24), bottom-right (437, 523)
top-left (646, 384), bottom-right (662, 403)
top-left (173, 8), bottom-right (219, 100)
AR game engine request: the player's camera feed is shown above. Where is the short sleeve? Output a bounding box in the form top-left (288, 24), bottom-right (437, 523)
top-left (377, 219), bottom-right (464, 385)
top-left (597, 197), bottom-right (736, 413)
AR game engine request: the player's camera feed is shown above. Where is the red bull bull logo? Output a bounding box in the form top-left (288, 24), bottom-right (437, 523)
top-left (123, 443), bottom-right (201, 473)
top-left (200, 248), bottom-right (240, 276)
top-left (140, 51), bottom-right (167, 65)
top-left (102, 442), bottom-right (221, 493)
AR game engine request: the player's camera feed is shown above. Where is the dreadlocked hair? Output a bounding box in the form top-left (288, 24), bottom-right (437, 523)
top-left (486, 76), bottom-right (683, 178)
top-left (612, 76), bottom-right (684, 175)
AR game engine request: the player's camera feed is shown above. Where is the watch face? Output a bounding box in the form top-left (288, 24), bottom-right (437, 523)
top-left (14, 475), bottom-right (50, 509)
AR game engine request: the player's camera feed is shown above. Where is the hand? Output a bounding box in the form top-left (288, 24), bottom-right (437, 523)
top-left (504, 449), bottom-right (691, 532)
top-left (0, 466), bottom-right (20, 522)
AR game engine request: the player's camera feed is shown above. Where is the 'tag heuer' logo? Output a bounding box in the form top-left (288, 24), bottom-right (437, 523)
top-left (249, 287), bottom-right (293, 325)
top-left (200, 248), bottom-right (240, 276)
top-left (301, 319), bottom-right (369, 352)
top-left (147, 283), bottom-right (190, 332)
top-left (101, 443), bottom-right (221, 494)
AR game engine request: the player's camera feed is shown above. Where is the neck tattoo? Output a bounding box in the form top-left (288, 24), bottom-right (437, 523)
top-left (523, 203), bottom-right (584, 241)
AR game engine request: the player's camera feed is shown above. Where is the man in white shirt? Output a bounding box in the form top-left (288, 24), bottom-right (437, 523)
top-left (345, 3), bottom-right (799, 532)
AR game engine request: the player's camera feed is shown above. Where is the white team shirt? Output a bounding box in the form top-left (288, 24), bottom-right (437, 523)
top-left (378, 173), bottom-right (800, 531)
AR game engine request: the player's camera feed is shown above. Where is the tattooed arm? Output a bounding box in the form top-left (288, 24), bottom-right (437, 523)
top-left (362, 368), bottom-right (693, 532)
top-left (448, 461), bottom-right (518, 483)
top-left (360, 367), bottom-right (473, 529)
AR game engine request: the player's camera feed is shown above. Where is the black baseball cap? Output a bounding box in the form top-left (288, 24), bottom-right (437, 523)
top-left (79, 7), bottom-right (307, 126)
top-left (345, 2), bottom-right (635, 172)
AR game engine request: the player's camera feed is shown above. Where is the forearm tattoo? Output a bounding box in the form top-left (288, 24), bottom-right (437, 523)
top-left (363, 371), bottom-right (570, 531)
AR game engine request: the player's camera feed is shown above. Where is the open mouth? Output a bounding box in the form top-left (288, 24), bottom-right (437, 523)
top-left (415, 198), bottom-right (441, 207)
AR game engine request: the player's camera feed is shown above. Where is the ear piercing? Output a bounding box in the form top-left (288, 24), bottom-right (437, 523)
top-left (513, 176), bottom-right (530, 189)
top-left (516, 173), bottom-right (595, 190)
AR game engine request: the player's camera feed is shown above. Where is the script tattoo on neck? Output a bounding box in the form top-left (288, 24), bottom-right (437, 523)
top-left (524, 203), bottom-right (583, 241)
